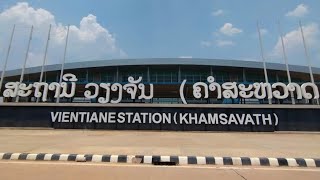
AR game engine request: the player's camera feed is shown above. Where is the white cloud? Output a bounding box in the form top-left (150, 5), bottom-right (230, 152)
top-left (212, 9), bottom-right (224, 16)
top-left (215, 40), bottom-right (235, 47)
top-left (271, 23), bottom-right (319, 65)
top-left (286, 4), bottom-right (309, 17)
top-left (0, 2), bottom-right (126, 70)
top-left (200, 41), bottom-right (212, 47)
top-left (219, 23), bottom-right (242, 36)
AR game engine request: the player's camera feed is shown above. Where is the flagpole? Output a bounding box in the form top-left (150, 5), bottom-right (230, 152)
top-left (257, 21), bottom-right (272, 104)
top-left (0, 25), bottom-right (15, 99)
top-left (299, 21), bottom-right (319, 105)
top-left (56, 25), bottom-right (70, 103)
top-left (37, 24), bottom-right (51, 103)
top-left (16, 25), bottom-right (34, 102)
top-left (278, 21), bottom-right (295, 105)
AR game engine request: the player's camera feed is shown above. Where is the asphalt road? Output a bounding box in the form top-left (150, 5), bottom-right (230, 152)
top-left (0, 161), bottom-right (319, 180)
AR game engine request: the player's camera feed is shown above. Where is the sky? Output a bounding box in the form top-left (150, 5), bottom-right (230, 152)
top-left (0, 0), bottom-right (319, 70)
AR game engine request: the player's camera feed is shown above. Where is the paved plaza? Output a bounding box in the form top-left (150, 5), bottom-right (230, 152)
top-left (0, 129), bottom-right (319, 157)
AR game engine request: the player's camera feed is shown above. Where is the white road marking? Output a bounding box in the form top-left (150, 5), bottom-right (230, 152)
top-left (250, 157), bottom-right (260, 166)
top-left (143, 156), bottom-right (152, 164)
top-left (269, 158), bottom-right (279, 166)
top-left (0, 153), bottom-right (4, 159)
top-left (214, 157), bottom-right (224, 165)
top-left (232, 157), bottom-right (242, 166)
top-left (44, 154), bottom-right (53, 161)
top-left (59, 154), bottom-right (69, 161)
top-left (160, 156), bottom-right (170, 162)
top-left (286, 158), bottom-right (298, 167)
top-left (196, 156), bottom-right (206, 165)
top-left (178, 156), bottom-right (188, 165)
top-left (110, 155), bottom-right (118, 163)
top-left (26, 154), bottom-right (37, 160)
top-left (75, 154), bottom-right (85, 161)
top-left (127, 155), bottom-right (134, 163)
top-left (10, 153), bottom-right (21, 160)
top-left (305, 159), bottom-right (316, 167)
top-left (91, 155), bottom-right (102, 162)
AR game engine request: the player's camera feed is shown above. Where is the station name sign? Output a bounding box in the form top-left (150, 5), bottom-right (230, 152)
top-left (2, 73), bottom-right (319, 104)
top-left (51, 111), bottom-right (278, 126)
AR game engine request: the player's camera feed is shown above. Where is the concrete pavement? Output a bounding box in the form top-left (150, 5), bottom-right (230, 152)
top-left (0, 129), bottom-right (319, 157)
top-left (1, 129), bottom-right (320, 179)
top-left (0, 161), bottom-right (319, 180)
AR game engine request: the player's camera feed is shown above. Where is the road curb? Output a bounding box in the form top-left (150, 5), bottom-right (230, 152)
top-left (0, 153), bottom-right (319, 168)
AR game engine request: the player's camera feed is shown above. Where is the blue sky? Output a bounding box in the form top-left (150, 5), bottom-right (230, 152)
top-left (0, 0), bottom-right (319, 70)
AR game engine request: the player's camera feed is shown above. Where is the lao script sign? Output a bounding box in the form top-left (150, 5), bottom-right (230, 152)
top-left (2, 73), bottom-right (319, 104)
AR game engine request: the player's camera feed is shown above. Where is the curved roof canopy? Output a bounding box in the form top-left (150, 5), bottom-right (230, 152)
top-left (3, 58), bottom-right (320, 77)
